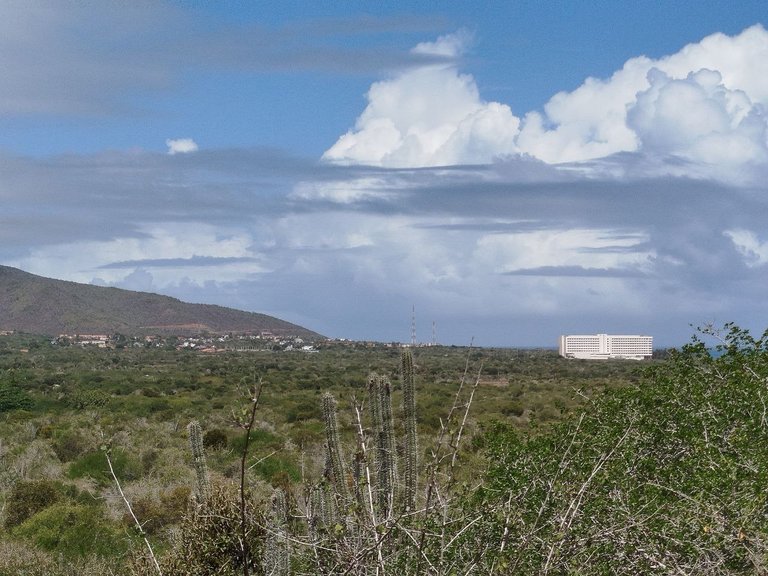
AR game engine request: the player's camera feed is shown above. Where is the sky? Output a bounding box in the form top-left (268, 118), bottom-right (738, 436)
top-left (2, 1), bottom-right (768, 347)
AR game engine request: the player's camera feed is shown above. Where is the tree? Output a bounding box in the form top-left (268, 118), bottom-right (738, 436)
top-left (0, 379), bottom-right (33, 412)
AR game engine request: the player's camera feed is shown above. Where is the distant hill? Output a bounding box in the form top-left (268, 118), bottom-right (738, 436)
top-left (0, 265), bottom-right (321, 339)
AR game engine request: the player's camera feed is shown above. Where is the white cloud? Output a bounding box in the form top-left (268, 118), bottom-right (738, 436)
top-left (326, 25), bottom-right (768, 179)
top-left (627, 68), bottom-right (767, 166)
top-left (516, 57), bottom-right (650, 163)
top-left (323, 32), bottom-right (520, 167)
top-left (411, 30), bottom-right (471, 58)
top-left (290, 177), bottom-right (394, 204)
top-left (517, 24), bottom-right (768, 166)
top-left (119, 268), bottom-right (155, 292)
top-left (166, 138), bottom-right (199, 155)
top-left (725, 229), bottom-right (768, 266)
top-left (472, 229), bottom-right (651, 274)
top-left (12, 222), bottom-right (260, 288)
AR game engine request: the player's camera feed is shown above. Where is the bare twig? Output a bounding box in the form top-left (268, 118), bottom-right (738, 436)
top-left (352, 399), bottom-right (385, 572)
top-left (237, 378), bottom-right (264, 576)
top-left (105, 447), bottom-right (162, 575)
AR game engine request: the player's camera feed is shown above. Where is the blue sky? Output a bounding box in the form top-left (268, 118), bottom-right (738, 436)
top-left (2, 1), bottom-right (768, 346)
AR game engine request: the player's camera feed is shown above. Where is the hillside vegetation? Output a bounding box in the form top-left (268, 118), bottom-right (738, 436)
top-left (0, 325), bottom-right (764, 574)
top-left (0, 265), bottom-right (320, 338)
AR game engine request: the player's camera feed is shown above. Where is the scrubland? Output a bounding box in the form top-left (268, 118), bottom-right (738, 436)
top-left (0, 327), bottom-right (764, 574)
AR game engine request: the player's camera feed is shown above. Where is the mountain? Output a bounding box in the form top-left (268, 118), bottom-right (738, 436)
top-left (0, 266), bottom-right (321, 339)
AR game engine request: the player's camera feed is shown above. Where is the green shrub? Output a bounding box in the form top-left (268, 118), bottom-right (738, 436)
top-left (0, 538), bottom-right (116, 576)
top-left (499, 400), bottom-right (525, 417)
top-left (14, 503), bottom-right (128, 558)
top-left (478, 324), bottom-right (768, 574)
top-left (154, 483), bottom-right (265, 576)
top-left (202, 428), bottom-right (228, 450)
top-left (52, 430), bottom-right (91, 462)
top-left (229, 427), bottom-right (282, 452)
top-left (140, 448), bottom-right (159, 473)
top-left (4, 479), bottom-right (64, 528)
top-left (0, 381), bottom-right (33, 412)
top-left (285, 398), bottom-right (321, 422)
top-left (121, 486), bottom-right (191, 536)
top-left (251, 453), bottom-right (300, 484)
top-left (36, 424), bottom-right (54, 439)
top-left (146, 397), bottom-right (171, 414)
top-left (160, 485), bottom-right (192, 521)
top-left (62, 389), bottom-right (109, 410)
top-left (68, 449), bottom-right (139, 485)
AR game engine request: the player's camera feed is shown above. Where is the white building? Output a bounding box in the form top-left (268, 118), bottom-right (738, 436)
top-left (559, 334), bottom-right (653, 360)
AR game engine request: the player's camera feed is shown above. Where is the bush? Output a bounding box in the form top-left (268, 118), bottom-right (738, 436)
top-left (153, 483), bottom-right (265, 576)
top-left (4, 479), bottom-right (64, 528)
top-left (62, 389), bottom-right (109, 409)
top-left (202, 428), bottom-right (228, 450)
top-left (121, 485), bottom-right (191, 536)
top-left (52, 430), bottom-right (91, 463)
top-left (285, 398), bottom-right (321, 422)
top-left (229, 427), bottom-right (282, 452)
top-left (251, 453), bottom-right (300, 484)
top-left (68, 449), bottom-right (139, 486)
top-left (0, 539), bottom-right (115, 576)
top-left (477, 324), bottom-right (768, 574)
top-left (0, 381), bottom-right (33, 412)
top-left (13, 503), bottom-right (128, 558)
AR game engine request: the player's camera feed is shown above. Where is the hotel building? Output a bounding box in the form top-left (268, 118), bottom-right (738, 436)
top-left (559, 333), bottom-right (653, 360)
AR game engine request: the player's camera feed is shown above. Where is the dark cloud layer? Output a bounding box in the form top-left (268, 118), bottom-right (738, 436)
top-left (3, 145), bottom-right (767, 345)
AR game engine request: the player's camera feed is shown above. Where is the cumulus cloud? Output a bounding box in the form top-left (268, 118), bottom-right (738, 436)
top-left (323, 32), bottom-right (521, 167)
top-left (325, 24), bottom-right (768, 181)
top-left (166, 138), bottom-right (199, 155)
top-left (627, 68), bottom-right (767, 166)
top-left (119, 268), bottom-right (156, 292)
top-left (519, 24), bottom-right (768, 168)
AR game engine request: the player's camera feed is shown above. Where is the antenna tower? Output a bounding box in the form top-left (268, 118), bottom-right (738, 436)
top-left (431, 321), bottom-right (436, 346)
top-left (411, 305), bottom-right (416, 346)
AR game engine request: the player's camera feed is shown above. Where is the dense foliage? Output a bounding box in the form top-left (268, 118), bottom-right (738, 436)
top-left (2, 326), bottom-right (765, 574)
top-left (478, 324), bottom-right (768, 573)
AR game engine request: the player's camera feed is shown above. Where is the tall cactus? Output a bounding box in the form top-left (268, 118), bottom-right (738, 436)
top-left (378, 376), bottom-right (397, 484)
top-left (380, 376), bottom-right (397, 517)
top-left (368, 374), bottom-right (397, 517)
top-left (309, 482), bottom-right (335, 540)
top-left (265, 489), bottom-right (290, 576)
top-left (187, 420), bottom-right (210, 504)
top-left (322, 393), bottom-right (349, 502)
top-left (352, 418), bottom-right (366, 513)
top-left (401, 349), bottom-right (418, 511)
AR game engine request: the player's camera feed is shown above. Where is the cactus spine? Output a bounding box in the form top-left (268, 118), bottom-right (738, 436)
top-left (401, 350), bottom-right (418, 511)
top-left (187, 420), bottom-right (210, 504)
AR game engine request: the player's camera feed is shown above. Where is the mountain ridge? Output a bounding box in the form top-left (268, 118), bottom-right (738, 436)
top-left (0, 266), bottom-right (320, 338)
